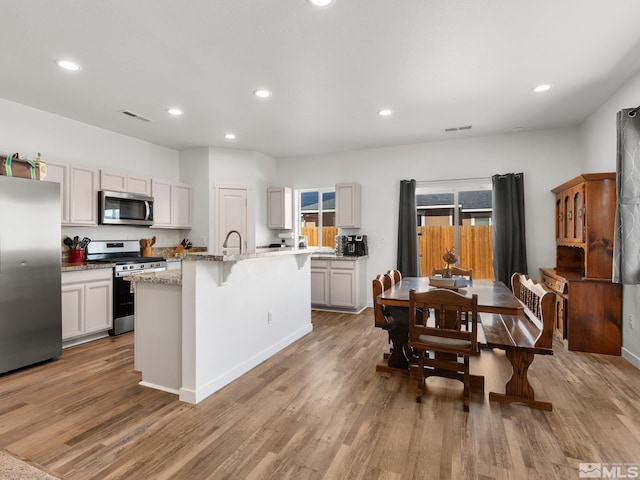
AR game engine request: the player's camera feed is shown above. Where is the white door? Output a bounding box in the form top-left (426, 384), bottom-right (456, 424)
top-left (216, 187), bottom-right (248, 253)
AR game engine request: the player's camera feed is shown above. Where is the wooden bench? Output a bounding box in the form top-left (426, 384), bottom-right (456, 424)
top-left (481, 272), bottom-right (555, 411)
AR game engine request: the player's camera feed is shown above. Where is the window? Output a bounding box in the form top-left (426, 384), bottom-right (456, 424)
top-left (416, 178), bottom-right (494, 279)
top-left (299, 188), bottom-right (336, 248)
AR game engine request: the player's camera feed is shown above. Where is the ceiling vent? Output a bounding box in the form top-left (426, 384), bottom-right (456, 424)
top-left (119, 110), bottom-right (152, 122)
top-left (443, 125), bottom-right (472, 133)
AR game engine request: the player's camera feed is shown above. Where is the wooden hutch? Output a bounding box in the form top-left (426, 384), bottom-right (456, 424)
top-left (540, 173), bottom-right (622, 355)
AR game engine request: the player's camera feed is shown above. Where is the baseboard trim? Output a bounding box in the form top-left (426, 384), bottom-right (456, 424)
top-left (181, 323), bottom-right (313, 404)
top-left (622, 347), bottom-right (640, 370)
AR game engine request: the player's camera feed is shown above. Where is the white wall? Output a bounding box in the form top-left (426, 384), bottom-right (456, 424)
top-left (579, 70), bottom-right (640, 367)
top-left (277, 127), bottom-right (583, 303)
top-left (178, 147), bottom-right (210, 248)
top-left (0, 98), bottom-right (182, 247)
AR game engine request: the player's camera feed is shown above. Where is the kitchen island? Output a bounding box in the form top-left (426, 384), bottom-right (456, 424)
top-left (129, 247), bottom-right (325, 404)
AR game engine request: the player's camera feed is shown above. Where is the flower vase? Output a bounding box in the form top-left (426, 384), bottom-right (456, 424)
top-left (442, 266), bottom-right (453, 278)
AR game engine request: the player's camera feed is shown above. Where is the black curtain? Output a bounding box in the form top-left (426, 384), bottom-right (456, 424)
top-left (397, 179), bottom-right (419, 277)
top-left (492, 173), bottom-right (527, 285)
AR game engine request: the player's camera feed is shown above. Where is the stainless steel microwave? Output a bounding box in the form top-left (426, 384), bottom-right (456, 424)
top-left (99, 190), bottom-right (154, 226)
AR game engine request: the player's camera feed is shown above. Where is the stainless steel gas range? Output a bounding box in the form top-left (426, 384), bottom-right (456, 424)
top-left (86, 240), bottom-right (167, 335)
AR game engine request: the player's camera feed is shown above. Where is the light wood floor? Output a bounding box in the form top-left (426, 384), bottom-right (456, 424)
top-left (1, 309), bottom-right (639, 479)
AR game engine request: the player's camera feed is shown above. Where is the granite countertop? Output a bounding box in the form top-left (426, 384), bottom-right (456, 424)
top-left (179, 246), bottom-right (333, 262)
top-left (61, 262), bottom-right (116, 272)
top-left (311, 253), bottom-right (369, 260)
top-left (125, 270), bottom-right (182, 286)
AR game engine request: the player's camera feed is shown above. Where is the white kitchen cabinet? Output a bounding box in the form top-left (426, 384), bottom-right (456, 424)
top-left (267, 186), bottom-right (292, 229)
top-left (100, 170), bottom-right (127, 192)
top-left (311, 260), bottom-right (330, 305)
top-left (45, 162), bottom-right (97, 226)
top-left (310, 256), bottom-right (367, 312)
top-left (61, 268), bottom-right (113, 346)
top-left (172, 182), bottom-right (192, 229)
top-left (69, 166), bottom-right (98, 225)
top-left (128, 175), bottom-right (151, 195)
top-left (43, 162), bottom-right (69, 224)
top-left (335, 182), bottom-right (361, 228)
top-left (100, 170), bottom-right (151, 195)
top-left (151, 179), bottom-right (191, 229)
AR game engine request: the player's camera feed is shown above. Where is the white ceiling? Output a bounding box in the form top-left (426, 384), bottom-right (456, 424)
top-left (3, 1), bottom-right (640, 159)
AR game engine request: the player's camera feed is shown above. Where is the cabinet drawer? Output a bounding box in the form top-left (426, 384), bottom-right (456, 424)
top-left (541, 275), bottom-right (566, 294)
top-left (311, 259), bottom-right (329, 269)
top-left (330, 260), bottom-right (356, 270)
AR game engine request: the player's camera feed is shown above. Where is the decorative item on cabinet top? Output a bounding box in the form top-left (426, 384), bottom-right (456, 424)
top-left (1, 152), bottom-right (47, 180)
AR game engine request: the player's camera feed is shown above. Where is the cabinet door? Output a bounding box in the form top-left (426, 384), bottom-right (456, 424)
top-left (151, 179), bottom-right (173, 227)
top-left (335, 183), bottom-right (361, 228)
top-left (100, 170), bottom-right (127, 192)
top-left (128, 175), bottom-right (151, 195)
top-left (555, 193), bottom-right (562, 242)
top-left (43, 162), bottom-right (69, 225)
top-left (571, 184), bottom-right (585, 243)
top-left (69, 166), bottom-right (98, 225)
top-left (84, 279), bottom-right (113, 333)
top-left (267, 187), bottom-right (292, 229)
top-left (311, 268), bottom-right (330, 306)
top-left (172, 183), bottom-right (192, 228)
top-left (61, 283), bottom-right (84, 340)
top-left (329, 269), bottom-right (356, 307)
top-left (563, 191), bottom-right (572, 241)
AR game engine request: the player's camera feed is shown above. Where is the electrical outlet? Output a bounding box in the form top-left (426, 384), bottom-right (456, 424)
top-left (628, 314), bottom-right (635, 330)
top-left (268, 311), bottom-right (273, 324)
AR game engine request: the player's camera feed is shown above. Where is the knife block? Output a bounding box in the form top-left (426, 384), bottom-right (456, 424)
top-left (141, 246), bottom-right (153, 257)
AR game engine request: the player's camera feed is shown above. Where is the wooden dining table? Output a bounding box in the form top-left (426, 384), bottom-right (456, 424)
top-left (375, 277), bottom-right (524, 389)
top-left (377, 277), bottom-right (523, 315)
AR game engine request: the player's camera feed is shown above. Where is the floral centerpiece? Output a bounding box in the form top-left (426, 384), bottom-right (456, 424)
top-left (441, 247), bottom-right (458, 277)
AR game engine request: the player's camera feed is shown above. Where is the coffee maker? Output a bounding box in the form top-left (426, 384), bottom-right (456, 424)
top-left (343, 234), bottom-right (368, 256)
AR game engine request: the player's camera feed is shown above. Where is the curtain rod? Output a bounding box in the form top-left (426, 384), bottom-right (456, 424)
top-left (417, 176), bottom-right (491, 186)
top-left (629, 105), bottom-right (640, 117)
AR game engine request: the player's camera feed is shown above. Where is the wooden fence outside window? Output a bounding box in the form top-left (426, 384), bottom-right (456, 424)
top-left (418, 225), bottom-right (495, 280)
top-left (302, 225), bottom-right (494, 280)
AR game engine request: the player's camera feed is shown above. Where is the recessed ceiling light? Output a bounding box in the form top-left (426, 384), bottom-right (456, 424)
top-left (253, 89), bottom-right (272, 98)
top-left (54, 59), bottom-right (81, 71)
top-left (225, 133), bottom-right (236, 140)
top-left (167, 108), bottom-right (183, 116)
top-left (308, 0), bottom-right (335, 6)
top-left (378, 109), bottom-right (393, 116)
top-left (532, 84), bottom-right (552, 93)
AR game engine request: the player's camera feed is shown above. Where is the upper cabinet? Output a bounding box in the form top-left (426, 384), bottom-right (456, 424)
top-left (151, 179), bottom-right (192, 229)
top-left (552, 173), bottom-right (616, 280)
top-left (267, 186), bottom-right (292, 229)
top-left (335, 182), bottom-right (361, 228)
top-left (100, 170), bottom-right (150, 195)
top-left (45, 163), bottom-right (98, 226)
top-left (69, 166), bottom-right (98, 226)
top-left (43, 162), bottom-right (70, 224)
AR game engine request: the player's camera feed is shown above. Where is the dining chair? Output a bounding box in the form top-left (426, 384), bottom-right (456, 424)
top-left (431, 267), bottom-right (473, 280)
top-left (372, 274), bottom-right (393, 329)
top-left (386, 269), bottom-right (402, 285)
top-left (408, 288), bottom-right (479, 411)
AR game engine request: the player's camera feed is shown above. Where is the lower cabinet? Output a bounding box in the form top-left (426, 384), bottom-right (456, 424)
top-left (61, 268), bottom-right (113, 346)
top-left (540, 267), bottom-right (621, 355)
top-left (311, 257), bottom-right (367, 312)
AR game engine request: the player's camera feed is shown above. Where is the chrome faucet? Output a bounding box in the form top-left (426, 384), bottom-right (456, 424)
top-left (222, 230), bottom-right (242, 253)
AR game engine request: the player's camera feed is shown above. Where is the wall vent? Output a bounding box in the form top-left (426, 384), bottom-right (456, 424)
top-left (443, 125), bottom-right (473, 132)
top-left (119, 110), bottom-right (152, 122)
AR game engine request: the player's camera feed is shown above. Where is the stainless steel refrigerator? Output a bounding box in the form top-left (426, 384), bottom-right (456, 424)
top-left (0, 175), bottom-right (62, 374)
